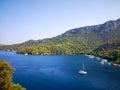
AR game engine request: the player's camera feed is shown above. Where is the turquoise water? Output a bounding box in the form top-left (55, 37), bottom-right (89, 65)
top-left (0, 51), bottom-right (120, 90)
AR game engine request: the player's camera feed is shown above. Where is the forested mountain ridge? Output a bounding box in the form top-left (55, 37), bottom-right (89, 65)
top-left (62, 18), bottom-right (120, 41)
top-left (18, 18), bottom-right (120, 46)
top-left (0, 18), bottom-right (120, 63)
top-left (62, 18), bottom-right (120, 35)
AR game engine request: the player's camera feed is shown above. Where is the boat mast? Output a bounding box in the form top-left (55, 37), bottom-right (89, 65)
top-left (83, 63), bottom-right (86, 71)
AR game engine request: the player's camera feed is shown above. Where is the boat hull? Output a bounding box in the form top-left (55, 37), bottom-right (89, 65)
top-left (78, 70), bottom-right (87, 75)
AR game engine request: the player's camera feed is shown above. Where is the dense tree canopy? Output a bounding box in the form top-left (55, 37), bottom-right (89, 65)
top-left (91, 40), bottom-right (120, 64)
top-left (0, 60), bottom-right (26, 90)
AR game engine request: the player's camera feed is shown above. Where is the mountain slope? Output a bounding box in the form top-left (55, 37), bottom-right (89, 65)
top-left (0, 18), bottom-right (120, 58)
top-left (18, 18), bottom-right (120, 48)
top-left (62, 18), bottom-right (120, 41)
top-left (0, 44), bottom-right (4, 46)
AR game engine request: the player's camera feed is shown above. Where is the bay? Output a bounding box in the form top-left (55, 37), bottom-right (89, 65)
top-left (0, 51), bottom-right (120, 90)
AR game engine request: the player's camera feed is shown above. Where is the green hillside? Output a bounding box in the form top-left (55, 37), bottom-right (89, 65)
top-left (91, 39), bottom-right (120, 64)
top-left (0, 18), bottom-right (120, 63)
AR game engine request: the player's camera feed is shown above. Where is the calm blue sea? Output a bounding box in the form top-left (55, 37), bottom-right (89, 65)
top-left (0, 51), bottom-right (120, 90)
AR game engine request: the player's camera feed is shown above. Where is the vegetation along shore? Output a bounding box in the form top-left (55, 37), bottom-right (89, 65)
top-left (0, 18), bottom-right (120, 64)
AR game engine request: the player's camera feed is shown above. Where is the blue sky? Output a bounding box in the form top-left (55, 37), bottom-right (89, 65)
top-left (0, 0), bottom-right (120, 44)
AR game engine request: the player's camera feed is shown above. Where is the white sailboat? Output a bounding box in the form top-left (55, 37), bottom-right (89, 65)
top-left (24, 53), bottom-right (28, 55)
top-left (78, 63), bottom-right (87, 75)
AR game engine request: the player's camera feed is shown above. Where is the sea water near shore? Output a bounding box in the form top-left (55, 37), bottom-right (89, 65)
top-left (0, 50), bottom-right (120, 90)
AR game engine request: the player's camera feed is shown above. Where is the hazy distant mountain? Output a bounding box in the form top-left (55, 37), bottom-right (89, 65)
top-left (0, 44), bottom-right (4, 46)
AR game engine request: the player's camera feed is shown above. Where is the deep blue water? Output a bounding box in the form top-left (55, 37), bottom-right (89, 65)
top-left (0, 51), bottom-right (120, 90)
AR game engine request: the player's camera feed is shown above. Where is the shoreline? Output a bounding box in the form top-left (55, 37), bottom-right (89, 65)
top-left (0, 50), bottom-right (120, 66)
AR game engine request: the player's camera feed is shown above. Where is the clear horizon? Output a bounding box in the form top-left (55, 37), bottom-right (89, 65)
top-left (0, 0), bottom-right (120, 45)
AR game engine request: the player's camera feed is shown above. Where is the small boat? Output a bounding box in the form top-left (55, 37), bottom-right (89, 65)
top-left (100, 59), bottom-right (108, 65)
top-left (88, 55), bottom-right (95, 59)
top-left (78, 70), bottom-right (87, 74)
top-left (78, 63), bottom-right (87, 75)
top-left (96, 57), bottom-right (100, 60)
top-left (25, 53), bottom-right (28, 55)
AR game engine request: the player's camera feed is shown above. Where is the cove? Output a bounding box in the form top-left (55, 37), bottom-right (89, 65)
top-left (0, 51), bottom-right (120, 90)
